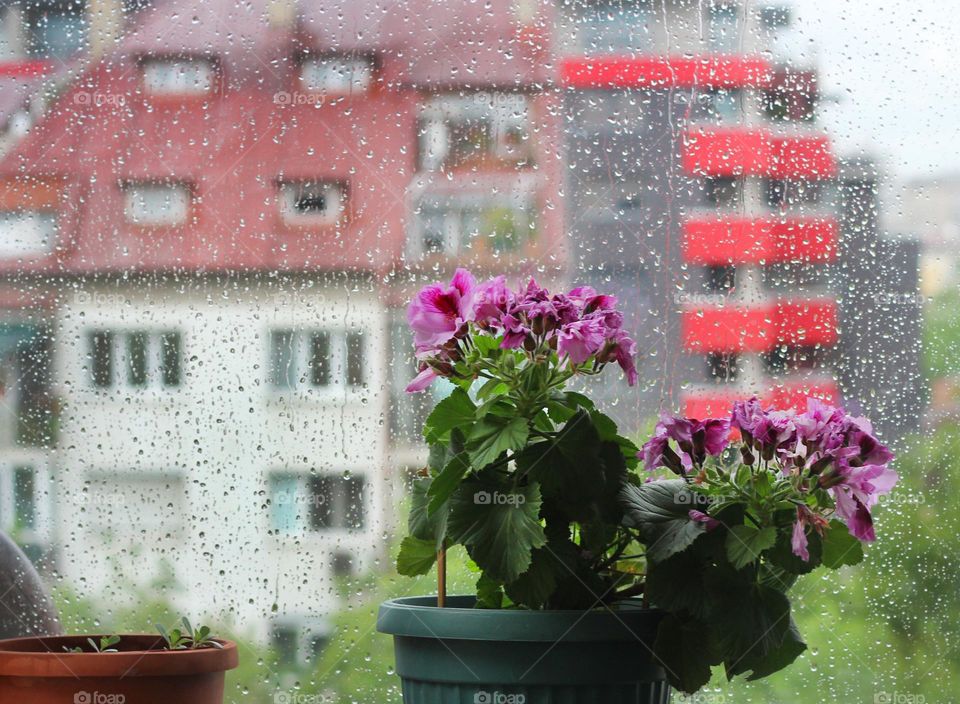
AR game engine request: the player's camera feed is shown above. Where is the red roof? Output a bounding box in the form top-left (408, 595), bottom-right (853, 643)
top-left (0, 0), bottom-right (559, 275)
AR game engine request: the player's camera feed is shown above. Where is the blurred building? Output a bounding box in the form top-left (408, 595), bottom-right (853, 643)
top-left (558, 1), bottom-right (920, 437)
top-left (0, 0), bottom-right (563, 659)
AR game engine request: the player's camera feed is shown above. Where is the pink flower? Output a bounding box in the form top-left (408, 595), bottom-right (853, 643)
top-left (557, 316), bottom-right (606, 363)
top-left (791, 512), bottom-right (810, 561)
top-left (611, 331), bottom-right (638, 386)
top-left (689, 510), bottom-right (720, 531)
top-left (472, 275), bottom-right (513, 326)
top-left (407, 268), bottom-right (476, 350)
top-left (405, 366), bottom-right (439, 393)
top-left (499, 312), bottom-right (530, 350)
top-left (829, 463), bottom-right (898, 542)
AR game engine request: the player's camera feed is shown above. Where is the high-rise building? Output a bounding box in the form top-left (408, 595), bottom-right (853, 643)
top-left (558, 1), bottom-right (918, 437)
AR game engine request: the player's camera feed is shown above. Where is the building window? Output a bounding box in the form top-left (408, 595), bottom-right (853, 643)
top-left (269, 329), bottom-right (366, 391)
top-left (765, 179), bottom-right (828, 208)
top-left (123, 182), bottom-right (191, 227)
top-left (0, 211), bottom-right (57, 258)
top-left (418, 93), bottom-right (532, 172)
top-left (576, 0), bottom-right (652, 54)
top-left (26, 1), bottom-right (87, 60)
top-left (142, 57), bottom-right (215, 95)
top-left (698, 89), bottom-right (742, 124)
top-left (413, 193), bottom-right (535, 257)
top-left (703, 176), bottom-right (742, 208)
top-left (278, 181), bottom-right (346, 226)
top-left (299, 56), bottom-right (374, 94)
top-left (706, 353), bottom-right (739, 382)
top-left (764, 345), bottom-right (830, 375)
top-left (705, 264), bottom-right (736, 292)
top-left (708, 3), bottom-right (740, 52)
top-left (269, 472), bottom-right (366, 533)
top-left (87, 330), bottom-right (182, 390)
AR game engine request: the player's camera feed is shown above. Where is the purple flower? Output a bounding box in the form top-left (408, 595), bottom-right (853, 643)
top-left (609, 330), bottom-right (638, 386)
top-left (829, 463), bottom-right (898, 542)
top-left (731, 397), bottom-right (765, 439)
top-left (689, 510), bottom-right (720, 531)
top-left (844, 416), bottom-right (895, 467)
top-left (407, 268), bottom-right (476, 350)
top-left (697, 418), bottom-right (731, 456)
top-left (499, 312), bottom-right (530, 350)
top-left (568, 286), bottom-right (617, 314)
top-left (472, 275), bottom-right (513, 326)
top-left (639, 413), bottom-right (729, 473)
top-left (405, 366), bottom-right (439, 393)
top-left (557, 316), bottom-right (607, 363)
top-left (791, 515), bottom-right (810, 562)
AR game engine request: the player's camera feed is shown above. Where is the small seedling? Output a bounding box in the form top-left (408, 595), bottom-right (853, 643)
top-left (63, 635), bottom-right (121, 653)
top-left (155, 617), bottom-right (223, 650)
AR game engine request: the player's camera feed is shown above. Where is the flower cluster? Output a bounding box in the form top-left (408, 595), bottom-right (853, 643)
top-left (641, 397), bottom-right (897, 559)
top-left (405, 268), bottom-right (637, 392)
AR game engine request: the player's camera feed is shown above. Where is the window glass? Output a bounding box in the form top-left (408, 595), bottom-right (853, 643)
top-left (0, 1), bottom-right (944, 702)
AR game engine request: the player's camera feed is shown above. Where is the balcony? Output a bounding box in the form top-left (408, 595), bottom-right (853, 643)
top-left (683, 216), bottom-right (838, 265)
top-left (682, 299), bottom-right (838, 353)
top-left (682, 128), bottom-right (837, 179)
top-left (682, 378), bottom-right (839, 418)
top-left (560, 55), bottom-right (773, 90)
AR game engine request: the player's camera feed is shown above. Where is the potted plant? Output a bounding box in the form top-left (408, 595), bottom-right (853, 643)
top-left (0, 618), bottom-right (238, 704)
top-left (377, 268), bottom-right (898, 701)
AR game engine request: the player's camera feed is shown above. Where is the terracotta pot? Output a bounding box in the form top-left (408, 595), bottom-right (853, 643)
top-left (0, 634), bottom-right (239, 704)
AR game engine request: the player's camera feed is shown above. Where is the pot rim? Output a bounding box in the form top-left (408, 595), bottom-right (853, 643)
top-left (377, 595), bottom-right (664, 643)
top-left (0, 634), bottom-right (239, 678)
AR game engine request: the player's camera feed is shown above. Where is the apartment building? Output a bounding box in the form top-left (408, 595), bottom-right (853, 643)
top-left (0, 0), bottom-right (562, 658)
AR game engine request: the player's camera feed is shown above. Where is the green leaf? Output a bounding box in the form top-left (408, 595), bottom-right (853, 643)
top-left (621, 479), bottom-right (707, 562)
top-left (504, 538), bottom-right (578, 609)
top-left (767, 525), bottom-right (822, 576)
top-left (397, 536), bottom-right (439, 576)
top-left (408, 478), bottom-right (448, 550)
top-left (476, 377), bottom-right (508, 400)
top-left (475, 573), bottom-right (504, 609)
top-left (645, 546), bottom-right (714, 619)
top-left (734, 614), bottom-right (807, 681)
top-left (466, 415), bottom-right (529, 469)
top-left (821, 519), bottom-right (864, 568)
top-left (427, 428), bottom-right (466, 473)
top-left (424, 388), bottom-right (476, 443)
top-left (447, 480), bottom-right (546, 583)
top-left (427, 452), bottom-right (470, 516)
top-left (725, 524), bottom-right (777, 570)
top-left (705, 567), bottom-right (792, 671)
top-left (653, 614), bottom-right (715, 694)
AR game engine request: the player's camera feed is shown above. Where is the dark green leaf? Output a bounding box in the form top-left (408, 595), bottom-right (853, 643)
top-left (475, 573), bottom-right (504, 609)
top-left (645, 547), bottom-right (714, 619)
top-left (621, 479), bottom-right (706, 562)
top-left (821, 519), bottom-right (864, 568)
top-left (424, 388), bottom-right (476, 443)
top-left (447, 480), bottom-right (546, 583)
top-left (427, 452), bottom-right (470, 516)
top-left (653, 614), bottom-right (715, 694)
top-left (504, 538), bottom-right (578, 609)
top-left (409, 478), bottom-right (447, 550)
top-left (705, 568), bottom-right (792, 670)
top-left (767, 525), bottom-right (822, 576)
top-left (735, 615), bottom-right (807, 681)
top-left (397, 536), bottom-right (438, 576)
top-left (725, 524), bottom-right (777, 570)
top-left (466, 415), bottom-right (529, 469)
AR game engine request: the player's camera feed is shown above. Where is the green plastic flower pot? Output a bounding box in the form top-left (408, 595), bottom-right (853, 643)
top-left (377, 596), bottom-right (671, 704)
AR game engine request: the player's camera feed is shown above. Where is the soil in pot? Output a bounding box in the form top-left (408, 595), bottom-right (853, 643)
top-left (0, 634), bottom-right (239, 704)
